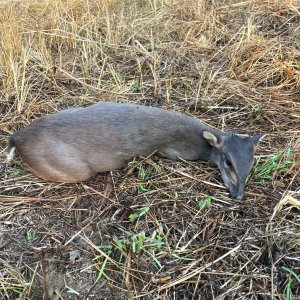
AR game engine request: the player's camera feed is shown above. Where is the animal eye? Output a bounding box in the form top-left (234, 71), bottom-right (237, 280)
top-left (225, 158), bottom-right (232, 167)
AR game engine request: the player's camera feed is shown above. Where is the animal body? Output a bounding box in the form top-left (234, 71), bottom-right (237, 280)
top-left (7, 102), bottom-right (264, 199)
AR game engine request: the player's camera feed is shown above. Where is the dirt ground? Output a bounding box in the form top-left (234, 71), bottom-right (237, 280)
top-left (0, 0), bottom-right (300, 299)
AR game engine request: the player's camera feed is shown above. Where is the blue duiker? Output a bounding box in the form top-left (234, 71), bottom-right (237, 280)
top-left (7, 102), bottom-right (264, 199)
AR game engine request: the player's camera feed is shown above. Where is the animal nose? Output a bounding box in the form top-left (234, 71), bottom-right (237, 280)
top-left (231, 186), bottom-right (245, 200)
top-left (230, 192), bottom-right (244, 200)
top-left (235, 194), bottom-right (244, 200)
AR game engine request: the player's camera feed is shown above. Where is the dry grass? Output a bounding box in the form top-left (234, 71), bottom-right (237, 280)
top-left (0, 0), bottom-right (300, 299)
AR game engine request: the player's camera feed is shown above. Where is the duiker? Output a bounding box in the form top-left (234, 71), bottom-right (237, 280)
top-left (7, 102), bottom-right (264, 199)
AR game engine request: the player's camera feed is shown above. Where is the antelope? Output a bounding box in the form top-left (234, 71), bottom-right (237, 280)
top-left (7, 102), bottom-right (264, 199)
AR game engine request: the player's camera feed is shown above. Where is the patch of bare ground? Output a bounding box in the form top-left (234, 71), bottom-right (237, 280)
top-left (0, 0), bottom-right (299, 299)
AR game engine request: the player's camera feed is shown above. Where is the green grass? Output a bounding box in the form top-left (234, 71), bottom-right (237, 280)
top-left (93, 254), bottom-right (111, 283)
top-left (95, 231), bottom-right (165, 272)
top-left (127, 159), bottom-right (161, 194)
top-left (130, 80), bottom-right (139, 93)
top-left (198, 195), bottom-right (212, 209)
top-left (7, 166), bottom-right (24, 177)
top-left (1, 136), bottom-right (9, 143)
top-left (127, 161), bottom-right (149, 193)
top-left (129, 206), bottom-right (150, 222)
top-left (282, 266), bottom-right (300, 300)
top-left (64, 278), bottom-right (80, 296)
top-left (253, 148), bottom-right (293, 184)
top-left (26, 229), bottom-right (37, 244)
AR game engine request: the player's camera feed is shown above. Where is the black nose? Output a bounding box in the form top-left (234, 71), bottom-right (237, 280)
top-left (231, 193), bottom-right (245, 200)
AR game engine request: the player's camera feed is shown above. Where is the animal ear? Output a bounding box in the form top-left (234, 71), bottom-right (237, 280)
top-left (252, 133), bottom-right (265, 146)
top-left (202, 130), bottom-right (223, 150)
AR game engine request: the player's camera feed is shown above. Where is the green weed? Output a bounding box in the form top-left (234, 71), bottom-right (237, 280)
top-left (171, 253), bottom-right (195, 262)
top-left (26, 229), bottom-right (37, 244)
top-left (253, 148), bottom-right (293, 184)
top-left (130, 80), bottom-right (139, 93)
top-left (282, 266), bottom-right (300, 300)
top-left (2, 136), bottom-right (9, 143)
top-left (98, 231), bottom-right (165, 270)
top-left (136, 163), bottom-right (149, 193)
top-left (64, 278), bottom-right (80, 296)
top-left (127, 160), bottom-right (159, 194)
top-left (198, 195), bottom-right (212, 209)
top-left (253, 103), bottom-right (263, 112)
top-left (7, 166), bottom-right (24, 177)
top-left (131, 231), bottom-right (146, 254)
top-left (129, 206), bottom-right (150, 222)
top-left (93, 255), bottom-right (111, 283)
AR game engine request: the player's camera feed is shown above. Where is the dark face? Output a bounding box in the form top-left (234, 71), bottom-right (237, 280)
top-left (218, 135), bottom-right (256, 200)
top-left (203, 130), bottom-right (264, 200)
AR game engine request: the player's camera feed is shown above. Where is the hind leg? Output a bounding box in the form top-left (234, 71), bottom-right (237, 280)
top-left (23, 158), bottom-right (93, 182)
top-left (17, 138), bottom-right (94, 182)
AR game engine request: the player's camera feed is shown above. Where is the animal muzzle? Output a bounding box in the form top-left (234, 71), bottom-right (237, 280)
top-left (230, 184), bottom-right (245, 200)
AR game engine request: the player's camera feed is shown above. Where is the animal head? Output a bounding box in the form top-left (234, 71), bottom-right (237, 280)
top-left (203, 130), bottom-right (264, 200)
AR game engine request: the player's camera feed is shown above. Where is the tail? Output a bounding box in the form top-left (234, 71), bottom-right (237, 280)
top-left (6, 136), bottom-right (16, 163)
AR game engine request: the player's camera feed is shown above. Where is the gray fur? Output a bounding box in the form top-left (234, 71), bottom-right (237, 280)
top-left (8, 102), bottom-right (264, 199)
